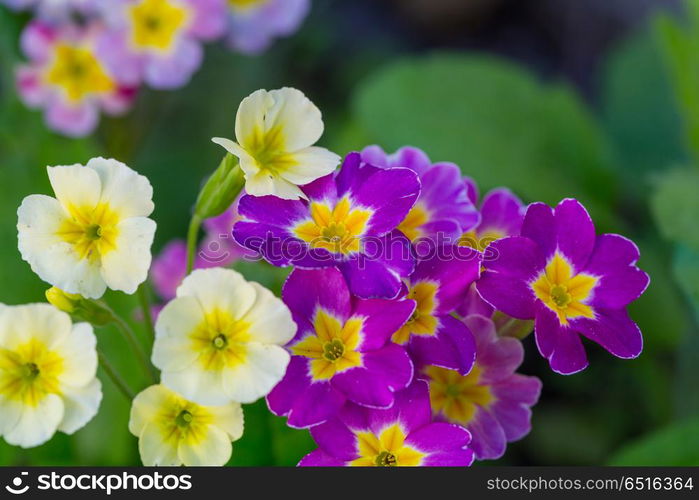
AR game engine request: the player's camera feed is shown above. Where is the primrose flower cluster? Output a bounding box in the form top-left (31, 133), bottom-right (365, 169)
top-left (2, 86), bottom-right (649, 468)
top-left (5, 0), bottom-right (312, 137)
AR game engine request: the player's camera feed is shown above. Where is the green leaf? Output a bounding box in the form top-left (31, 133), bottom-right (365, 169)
top-left (601, 27), bottom-right (687, 178)
top-left (609, 418), bottom-right (699, 465)
top-left (651, 168), bottom-right (699, 252)
top-left (353, 53), bottom-right (618, 224)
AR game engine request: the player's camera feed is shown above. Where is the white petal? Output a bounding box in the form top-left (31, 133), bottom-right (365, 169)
top-left (152, 296), bottom-right (204, 372)
top-left (0, 396), bottom-right (22, 437)
top-left (176, 268), bottom-right (256, 320)
top-left (58, 378), bottom-right (102, 434)
top-left (245, 170), bottom-right (306, 200)
top-left (222, 343), bottom-right (290, 404)
top-left (208, 402), bottom-right (244, 441)
top-left (3, 394), bottom-right (64, 448)
top-left (277, 146), bottom-right (340, 185)
top-left (17, 196), bottom-right (106, 297)
top-left (0, 303), bottom-right (72, 351)
top-left (100, 217), bottom-right (156, 295)
top-left (17, 194), bottom-right (67, 248)
top-left (54, 322), bottom-right (98, 388)
top-left (234, 89), bottom-right (275, 147)
top-left (129, 384), bottom-right (174, 437)
top-left (47, 164), bottom-right (101, 213)
top-left (211, 137), bottom-right (256, 170)
top-left (177, 425), bottom-right (232, 466)
top-left (243, 283), bottom-right (296, 345)
top-left (139, 422), bottom-right (181, 466)
top-left (265, 88), bottom-right (324, 151)
top-left (161, 364), bottom-right (228, 407)
top-left (87, 157), bottom-right (155, 218)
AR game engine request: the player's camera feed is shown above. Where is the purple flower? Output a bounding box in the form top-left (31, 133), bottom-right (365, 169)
top-left (299, 381), bottom-right (474, 466)
top-left (393, 251), bottom-right (480, 375)
top-left (421, 315), bottom-right (541, 460)
top-left (97, 0), bottom-right (227, 89)
top-left (224, 0), bottom-right (310, 55)
top-left (16, 21), bottom-right (137, 137)
top-left (234, 152), bottom-right (420, 299)
top-left (266, 268), bottom-right (415, 429)
top-left (477, 198), bottom-right (650, 374)
top-left (362, 145), bottom-right (479, 245)
top-left (458, 180), bottom-right (525, 317)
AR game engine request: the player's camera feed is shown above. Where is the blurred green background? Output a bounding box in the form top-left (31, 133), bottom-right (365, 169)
top-left (1, 0), bottom-right (699, 466)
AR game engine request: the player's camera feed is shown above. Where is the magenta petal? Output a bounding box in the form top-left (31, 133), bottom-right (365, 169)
top-left (420, 448), bottom-right (475, 466)
top-left (309, 418), bottom-right (359, 462)
top-left (476, 272), bottom-right (537, 320)
top-left (298, 450), bottom-right (344, 467)
top-left (283, 268), bottom-right (351, 328)
top-left (554, 198), bottom-right (596, 272)
top-left (463, 176), bottom-right (479, 205)
top-left (144, 38), bottom-right (203, 89)
top-left (490, 375), bottom-right (542, 441)
top-left (365, 380), bottom-right (432, 435)
top-left (364, 380), bottom-right (432, 434)
top-left (237, 193), bottom-right (308, 227)
top-left (592, 267), bottom-right (650, 309)
top-left (363, 344), bottom-right (414, 391)
top-left (465, 407), bottom-right (507, 460)
top-left (521, 202), bottom-right (556, 259)
top-left (287, 381), bottom-right (346, 429)
top-left (410, 315), bottom-right (475, 374)
top-left (45, 98), bottom-right (98, 137)
top-left (483, 236), bottom-right (545, 280)
top-left (478, 188), bottom-right (525, 237)
top-left (585, 234), bottom-right (641, 274)
top-left (465, 315), bottom-right (523, 384)
top-left (534, 305), bottom-right (588, 374)
top-left (266, 356), bottom-right (311, 418)
top-left (407, 422), bottom-right (471, 452)
top-left (352, 298), bottom-right (415, 351)
top-left (412, 251), bottom-right (481, 314)
top-left (575, 308), bottom-right (643, 360)
top-left (331, 367), bottom-right (394, 409)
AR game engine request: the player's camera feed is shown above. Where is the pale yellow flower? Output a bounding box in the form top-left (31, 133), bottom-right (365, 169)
top-left (129, 384), bottom-right (244, 466)
top-left (0, 304), bottom-right (102, 448)
top-left (212, 87), bottom-right (340, 200)
top-left (17, 157), bottom-right (156, 299)
top-left (152, 267), bottom-right (296, 406)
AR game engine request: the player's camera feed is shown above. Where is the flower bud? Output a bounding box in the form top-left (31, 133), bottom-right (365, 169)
top-left (194, 153), bottom-right (245, 220)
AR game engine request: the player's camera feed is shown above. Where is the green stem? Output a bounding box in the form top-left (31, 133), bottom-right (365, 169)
top-left (186, 214), bottom-right (203, 275)
top-left (98, 350), bottom-right (135, 400)
top-left (137, 284), bottom-right (156, 341)
top-left (99, 302), bottom-right (157, 383)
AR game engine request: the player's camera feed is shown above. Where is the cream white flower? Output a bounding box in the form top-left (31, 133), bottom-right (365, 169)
top-left (152, 267), bottom-right (296, 406)
top-left (17, 157), bottom-right (156, 299)
top-left (129, 384), bottom-right (244, 466)
top-left (212, 87), bottom-right (341, 200)
top-left (0, 304), bottom-right (102, 449)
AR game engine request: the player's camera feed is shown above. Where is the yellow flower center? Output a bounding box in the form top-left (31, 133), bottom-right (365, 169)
top-left (129, 0), bottom-right (190, 52)
top-left (294, 197), bottom-right (372, 255)
top-left (397, 204), bottom-right (429, 242)
top-left (56, 202), bottom-right (121, 262)
top-left (0, 339), bottom-right (64, 407)
top-left (350, 424), bottom-right (425, 467)
top-left (155, 396), bottom-right (214, 446)
top-left (425, 364), bottom-right (494, 424)
top-left (191, 309), bottom-right (251, 371)
top-left (392, 281), bottom-right (439, 344)
top-left (291, 309), bottom-right (363, 381)
top-left (228, 0), bottom-right (266, 10)
top-left (459, 227), bottom-right (505, 251)
top-left (45, 44), bottom-right (115, 102)
top-left (531, 252), bottom-right (598, 325)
